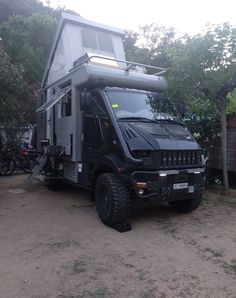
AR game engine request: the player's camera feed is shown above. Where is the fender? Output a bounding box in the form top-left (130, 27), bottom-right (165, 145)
top-left (90, 153), bottom-right (126, 201)
top-left (92, 153), bottom-right (125, 177)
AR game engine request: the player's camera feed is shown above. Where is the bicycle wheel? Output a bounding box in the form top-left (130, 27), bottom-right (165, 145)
top-left (22, 157), bottom-right (37, 173)
top-left (0, 158), bottom-right (9, 176)
top-left (6, 158), bottom-right (16, 175)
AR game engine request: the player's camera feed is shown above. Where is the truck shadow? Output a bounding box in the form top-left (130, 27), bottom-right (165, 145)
top-left (60, 184), bottom-right (179, 221)
top-left (130, 200), bottom-right (177, 223)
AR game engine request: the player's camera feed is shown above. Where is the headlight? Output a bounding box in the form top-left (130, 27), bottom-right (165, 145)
top-left (132, 150), bottom-right (151, 158)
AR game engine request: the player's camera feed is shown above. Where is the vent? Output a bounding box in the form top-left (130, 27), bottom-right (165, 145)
top-left (63, 162), bottom-right (78, 183)
top-left (122, 128), bottom-right (137, 140)
top-left (160, 150), bottom-right (201, 169)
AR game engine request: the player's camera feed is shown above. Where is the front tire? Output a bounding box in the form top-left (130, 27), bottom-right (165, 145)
top-left (168, 193), bottom-right (202, 213)
top-left (95, 173), bottom-right (130, 226)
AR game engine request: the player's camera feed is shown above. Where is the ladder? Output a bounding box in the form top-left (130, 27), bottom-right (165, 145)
top-left (25, 155), bottom-right (47, 182)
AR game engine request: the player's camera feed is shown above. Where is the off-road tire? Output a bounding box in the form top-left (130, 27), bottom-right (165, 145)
top-left (95, 173), bottom-right (130, 226)
top-left (169, 193), bottom-right (202, 213)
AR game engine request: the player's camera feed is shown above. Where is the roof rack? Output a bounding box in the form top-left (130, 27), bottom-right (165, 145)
top-left (71, 54), bottom-right (167, 76)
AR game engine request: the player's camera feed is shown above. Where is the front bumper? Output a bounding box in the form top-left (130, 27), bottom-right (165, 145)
top-left (131, 167), bottom-right (205, 200)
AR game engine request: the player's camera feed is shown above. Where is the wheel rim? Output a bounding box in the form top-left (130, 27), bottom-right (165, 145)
top-left (96, 183), bottom-right (112, 219)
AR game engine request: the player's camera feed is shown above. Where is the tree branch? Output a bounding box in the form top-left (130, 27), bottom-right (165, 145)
top-left (216, 70), bottom-right (236, 101)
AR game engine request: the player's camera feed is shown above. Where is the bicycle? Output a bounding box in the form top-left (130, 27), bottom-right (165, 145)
top-left (0, 148), bottom-right (39, 176)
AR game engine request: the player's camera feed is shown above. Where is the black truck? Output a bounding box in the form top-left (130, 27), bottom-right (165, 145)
top-left (33, 55), bottom-right (205, 230)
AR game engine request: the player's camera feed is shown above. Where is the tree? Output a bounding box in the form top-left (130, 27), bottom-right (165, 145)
top-left (0, 13), bottom-right (58, 85)
top-left (226, 89), bottom-right (236, 114)
top-left (168, 23), bottom-right (236, 191)
top-left (0, 50), bottom-right (36, 149)
top-left (123, 30), bottom-right (152, 65)
top-left (184, 97), bottom-right (221, 155)
top-left (0, 0), bottom-right (79, 150)
top-left (0, 0), bottom-right (55, 24)
top-left (124, 24), bottom-right (179, 69)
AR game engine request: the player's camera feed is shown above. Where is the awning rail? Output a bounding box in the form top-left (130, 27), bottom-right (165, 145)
top-left (37, 86), bottom-right (71, 113)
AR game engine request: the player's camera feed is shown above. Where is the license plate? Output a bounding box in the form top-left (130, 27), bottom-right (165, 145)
top-left (173, 183), bottom-right (188, 190)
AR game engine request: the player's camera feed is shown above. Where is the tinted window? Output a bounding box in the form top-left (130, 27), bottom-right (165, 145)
top-left (82, 91), bottom-right (112, 146)
top-left (106, 90), bottom-right (182, 123)
top-left (82, 91), bottom-right (107, 117)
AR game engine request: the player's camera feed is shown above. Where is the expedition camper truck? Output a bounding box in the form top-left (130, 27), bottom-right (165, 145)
top-left (34, 13), bottom-right (205, 230)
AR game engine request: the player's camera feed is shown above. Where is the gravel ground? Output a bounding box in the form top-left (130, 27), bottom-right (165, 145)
top-left (0, 174), bottom-right (236, 298)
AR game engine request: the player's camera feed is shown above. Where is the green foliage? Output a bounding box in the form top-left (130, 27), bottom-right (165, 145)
top-left (167, 23), bottom-right (236, 104)
top-left (0, 13), bottom-right (58, 84)
top-left (124, 22), bottom-right (236, 164)
top-left (0, 50), bottom-right (36, 148)
top-left (184, 97), bottom-right (220, 152)
top-left (0, 0), bottom-right (80, 149)
top-left (226, 90), bottom-right (236, 114)
top-left (124, 24), bottom-right (179, 69)
top-left (0, 0), bottom-right (52, 23)
top-left (123, 30), bottom-right (151, 65)
top-left (138, 24), bottom-right (179, 68)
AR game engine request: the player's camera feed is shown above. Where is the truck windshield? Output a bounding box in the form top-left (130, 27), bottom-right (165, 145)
top-left (105, 89), bottom-right (183, 124)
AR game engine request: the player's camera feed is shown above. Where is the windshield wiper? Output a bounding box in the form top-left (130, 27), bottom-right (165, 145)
top-left (118, 116), bottom-right (185, 127)
top-left (155, 119), bottom-right (185, 127)
top-left (118, 116), bottom-right (158, 123)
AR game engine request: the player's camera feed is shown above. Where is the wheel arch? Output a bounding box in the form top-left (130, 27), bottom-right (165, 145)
top-left (90, 154), bottom-right (123, 200)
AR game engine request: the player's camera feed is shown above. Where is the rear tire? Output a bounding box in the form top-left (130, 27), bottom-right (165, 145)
top-left (95, 173), bottom-right (130, 226)
top-left (168, 193), bottom-right (202, 213)
top-left (44, 177), bottom-right (62, 191)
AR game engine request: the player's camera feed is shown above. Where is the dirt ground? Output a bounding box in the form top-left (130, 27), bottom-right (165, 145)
top-left (0, 174), bottom-right (236, 298)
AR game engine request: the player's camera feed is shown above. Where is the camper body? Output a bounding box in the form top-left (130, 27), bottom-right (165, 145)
top-left (36, 14), bottom-right (205, 228)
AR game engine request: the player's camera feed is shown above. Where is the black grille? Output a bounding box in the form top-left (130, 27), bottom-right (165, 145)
top-left (160, 150), bottom-right (201, 169)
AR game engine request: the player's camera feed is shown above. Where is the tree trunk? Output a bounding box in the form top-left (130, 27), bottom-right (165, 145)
top-left (220, 103), bottom-right (229, 191)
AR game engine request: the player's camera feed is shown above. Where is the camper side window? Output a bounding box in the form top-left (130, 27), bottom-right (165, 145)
top-left (82, 28), bottom-right (114, 54)
top-left (82, 29), bottom-right (97, 49)
top-left (61, 90), bottom-right (72, 117)
top-left (97, 31), bottom-right (113, 53)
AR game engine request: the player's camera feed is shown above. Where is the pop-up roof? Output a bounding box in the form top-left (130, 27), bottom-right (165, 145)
top-left (42, 13), bottom-right (126, 88)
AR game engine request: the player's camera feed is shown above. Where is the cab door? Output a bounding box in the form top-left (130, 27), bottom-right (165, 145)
top-left (81, 90), bottom-right (112, 160)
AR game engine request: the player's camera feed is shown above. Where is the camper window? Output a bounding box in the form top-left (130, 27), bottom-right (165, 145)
top-left (82, 29), bottom-right (97, 49)
top-left (61, 90), bottom-right (72, 117)
top-left (82, 28), bottom-right (114, 54)
top-left (97, 31), bottom-right (113, 53)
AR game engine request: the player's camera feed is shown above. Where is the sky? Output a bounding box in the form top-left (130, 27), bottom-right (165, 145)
top-left (45, 0), bottom-right (236, 35)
